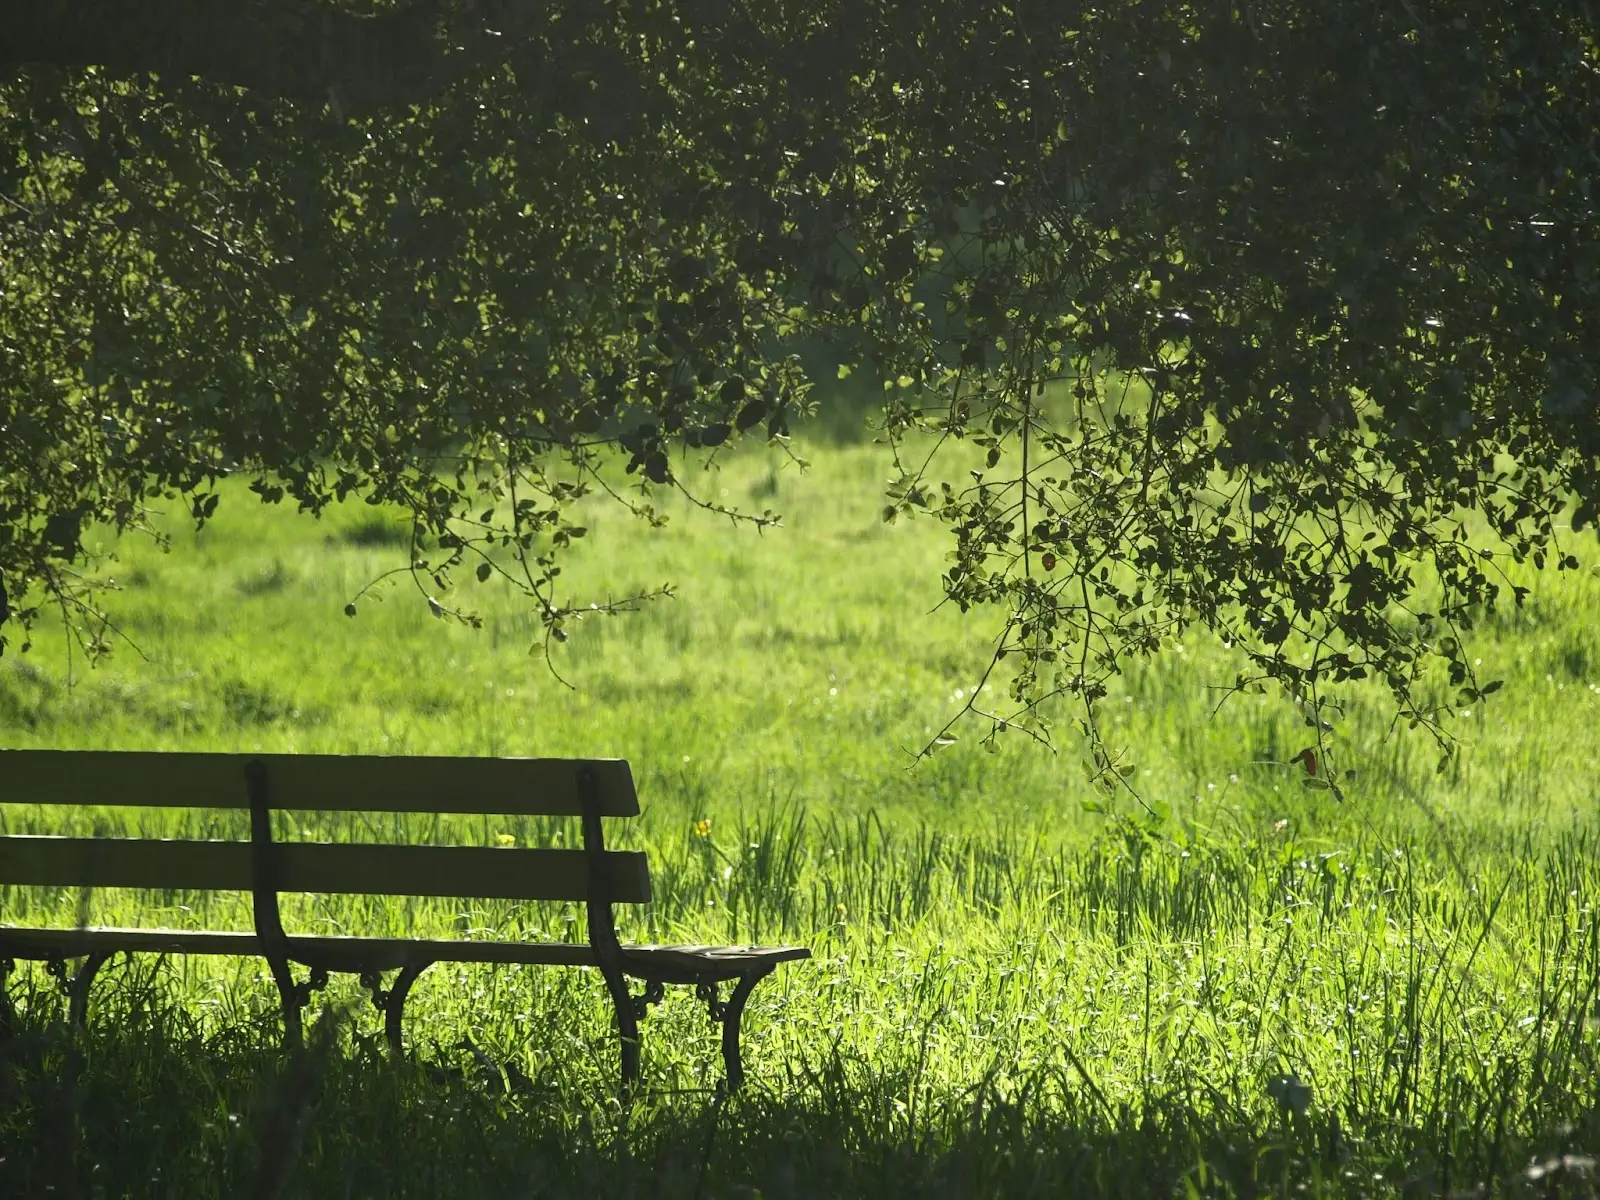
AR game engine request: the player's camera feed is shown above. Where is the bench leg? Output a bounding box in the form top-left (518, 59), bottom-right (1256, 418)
top-left (44, 954), bottom-right (114, 1030)
top-left (266, 954), bottom-right (304, 1048)
top-left (361, 962), bottom-right (432, 1054)
top-left (269, 963), bottom-right (329, 1050)
top-left (606, 972), bottom-right (643, 1092)
top-left (68, 951), bottom-right (113, 1029)
top-left (386, 962), bottom-right (430, 1052)
top-left (718, 967), bottom-right (774, 1092)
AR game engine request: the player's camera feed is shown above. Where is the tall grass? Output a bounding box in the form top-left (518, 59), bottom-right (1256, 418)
top-left (2, 443), bottom-right (1597, 1197)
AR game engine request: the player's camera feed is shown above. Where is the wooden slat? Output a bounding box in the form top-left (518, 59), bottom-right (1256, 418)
top-left (0, 835), bottom-right (652, 903)
top-left (0, 926), bottom-right (600, 970)
top-left (0, 750), bottom-right (638, 816)
top-left (0, 927), bottom-right (811, 976)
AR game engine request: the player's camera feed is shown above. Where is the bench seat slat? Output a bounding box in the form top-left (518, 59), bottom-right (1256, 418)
top-left (0, 835), bottom-right (651, 903)
top-left (0, 926), bottom-right (812, 981)
top-left (0, 751), bottom-right (639, 817)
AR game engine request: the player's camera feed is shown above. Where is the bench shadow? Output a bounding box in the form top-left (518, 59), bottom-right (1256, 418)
top-left (2, 1007), bottom-right (1597, 1200)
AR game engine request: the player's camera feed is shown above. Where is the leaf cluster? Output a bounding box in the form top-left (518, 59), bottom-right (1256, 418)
top-left (1, 0), bottom-right (1596, 772)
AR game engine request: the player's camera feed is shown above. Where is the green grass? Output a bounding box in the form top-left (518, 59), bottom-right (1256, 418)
top-left (2, 442), bottom-right (1598, 1198)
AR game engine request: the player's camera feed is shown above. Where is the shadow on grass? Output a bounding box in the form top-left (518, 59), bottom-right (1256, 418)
top-left (2, 1008), bottom-right (1596, 1200)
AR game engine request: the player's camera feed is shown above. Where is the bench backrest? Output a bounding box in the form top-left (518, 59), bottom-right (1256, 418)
top-left (0, 750), bottom-right (650, 906)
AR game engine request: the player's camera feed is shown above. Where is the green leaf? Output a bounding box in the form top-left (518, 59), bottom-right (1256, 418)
top-left (735, 400), bottom-right (771, 432)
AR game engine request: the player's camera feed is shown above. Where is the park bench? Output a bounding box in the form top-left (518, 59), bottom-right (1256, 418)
top-left (0, 750), bottom-right (808, 1089)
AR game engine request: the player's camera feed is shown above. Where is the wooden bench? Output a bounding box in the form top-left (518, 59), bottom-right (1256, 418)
top-left (0, 750), bottom-right (808, 1089)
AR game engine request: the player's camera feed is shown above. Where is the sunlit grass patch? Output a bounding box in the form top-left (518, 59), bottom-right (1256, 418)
top-left (2, 443), bottom-right (1598, 1197)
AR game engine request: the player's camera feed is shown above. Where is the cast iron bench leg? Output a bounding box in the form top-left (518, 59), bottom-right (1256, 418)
top-left (270, 964), bottom-right (330, 1049)
top-left (360, 962), bottom-right (432, 1053)
top-left (718, 966), bottom-right (775, 1092)
top-left (270, 959), bottom-right (303, 1047)
top-left (387, 962), bottom-right (430, 1052)
top-left (68, 951), bottom-right (113, 1029)
top-left (600, 969), bottom-right (643, 1091)
top-left (0, 957), bottom-right (13, 1037)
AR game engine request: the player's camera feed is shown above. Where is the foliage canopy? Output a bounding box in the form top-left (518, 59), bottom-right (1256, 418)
top-left (3, 0), bottom-right (1598, 777)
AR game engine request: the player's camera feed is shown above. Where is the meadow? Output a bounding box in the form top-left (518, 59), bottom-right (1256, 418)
top-left (1, 436), bottom-right (1598, 1198)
